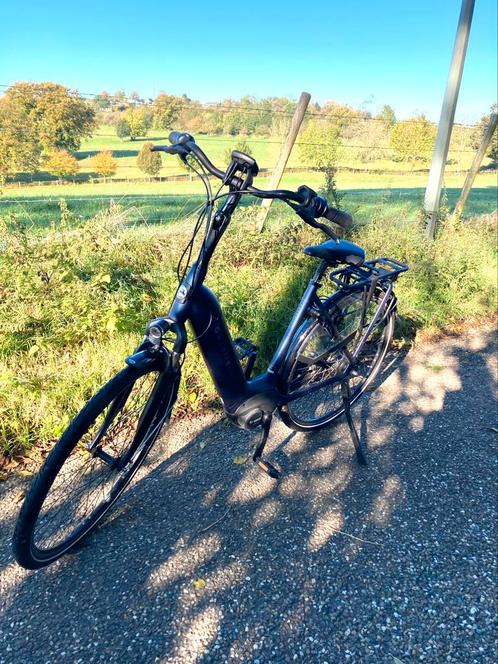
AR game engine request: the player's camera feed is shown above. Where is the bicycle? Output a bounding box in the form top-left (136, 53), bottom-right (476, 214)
top-left (13, 132), bottom-right (408, 569)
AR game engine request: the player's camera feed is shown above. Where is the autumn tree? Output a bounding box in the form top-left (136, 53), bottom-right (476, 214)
top-left (4, 82), bottom-right (96, 152)
top-left (321, 101), bottom-right (368, 137)
top-left (113, 90), bottom-right (128, 111)
top-left (91, 150), bottom-right (117, 181)
top-left (469, 105), bottom-right (498, 165)
top-left (136, 142), bottom-right (162, 177)
top-left (390, 116), bottom-right (436, 165)
top-left (94, 91), bottom-right (111, 110)
top-left (124, 106), bottom-right (151, 140)
top-left (376, 104), bottom-right (396, 127)
top-left (44, 149), bottom-right (79, 182)
top-left (299, 121), bottom-right (343, 205)
top-left (153, 93), bottom-right (185, 130)
top-left (347, 119), bottom-right (390, 163)
top-left (0, 96), bottom-right (41, 177)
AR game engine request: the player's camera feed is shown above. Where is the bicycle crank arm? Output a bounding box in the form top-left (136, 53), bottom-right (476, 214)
top-left (252, 413), bottom-right (280, 480)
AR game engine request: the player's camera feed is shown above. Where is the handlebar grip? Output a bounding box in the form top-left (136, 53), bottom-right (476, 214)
top-left (168, 131), bottom-right (194, 146)
top-left (324, 206), bottom-right (353, 229)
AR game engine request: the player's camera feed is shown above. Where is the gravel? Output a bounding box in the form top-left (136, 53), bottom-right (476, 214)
top-left (0, 328), bottom-right (496, 663)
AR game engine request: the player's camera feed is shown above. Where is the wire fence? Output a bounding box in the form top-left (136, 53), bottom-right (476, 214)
top-left (1, 82), bottom-right (494, 226)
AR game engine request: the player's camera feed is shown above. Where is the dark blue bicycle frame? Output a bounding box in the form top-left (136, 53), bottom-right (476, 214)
top-left (168, 257), bottom-right (329, 419)
top-left (138, 191), bottom-right (398, 428)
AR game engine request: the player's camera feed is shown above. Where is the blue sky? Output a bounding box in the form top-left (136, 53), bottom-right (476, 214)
top-left (1, 0), bottom-right (496, 123)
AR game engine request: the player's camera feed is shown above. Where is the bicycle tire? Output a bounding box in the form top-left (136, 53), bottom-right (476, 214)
top-left (13, 363), bottom-right (179, 569)
top-left (279, 289), bottom-right (395, 431)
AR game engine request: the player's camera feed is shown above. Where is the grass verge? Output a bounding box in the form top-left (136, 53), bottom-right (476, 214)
top-left (0, 204), bottom-right (496, 461)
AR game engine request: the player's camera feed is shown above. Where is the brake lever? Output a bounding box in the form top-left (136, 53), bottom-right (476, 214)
top-left (307, 217), bottom-right (339, 242)
top-left (291, 203), bottom-right (339, 242)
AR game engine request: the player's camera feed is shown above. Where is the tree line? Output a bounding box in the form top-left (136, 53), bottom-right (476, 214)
top-left (0, 81), bottom-right (495, 183)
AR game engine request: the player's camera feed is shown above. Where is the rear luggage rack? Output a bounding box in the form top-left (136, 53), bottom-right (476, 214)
top-left (328, 257), bottom-right (409, 290)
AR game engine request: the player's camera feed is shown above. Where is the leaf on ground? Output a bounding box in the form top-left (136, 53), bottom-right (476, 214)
top-left (486, 426), bottom-right (498, 434)
top-left (18, 470), bottom-right (34, 478)
top-left (193, 577), bottom-right (206, 590)
top-left (232, 455), bottom-right (247, 465)
top-left (426, 364), bottom-right (443, 372)
top-left (188, 392), bottom-right (197, 402)
top-left (392, 658), bottom-right (406, 664)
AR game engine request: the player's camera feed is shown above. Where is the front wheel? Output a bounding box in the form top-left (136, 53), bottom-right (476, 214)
top-left (279, 289), bottom-right (395, 431)
top-left (13, 363), bottom-right (179, 569)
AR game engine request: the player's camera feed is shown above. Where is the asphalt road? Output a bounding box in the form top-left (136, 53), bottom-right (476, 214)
top-left (0, 328), bottom-right (496, 664)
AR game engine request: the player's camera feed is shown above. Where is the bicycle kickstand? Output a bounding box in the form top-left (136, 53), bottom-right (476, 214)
top-left (341, 379), bottom-right (367, 466)
top-left (253, 412), bottom-right (280, 479)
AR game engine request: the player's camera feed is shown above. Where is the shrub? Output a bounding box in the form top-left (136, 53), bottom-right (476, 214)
top-left (91, 149), bottom-right (117, 181)
top-left (137, 142), bottom-right (162, 177)
top-left (389, 116), bottom-right (436, 165)
top-left (44, 149), bottom-right (79, 182)
top-left (223, 139), bottom-right (253, 165)
top-left (352, 211), bottom-right (497, 333)
top-left (116, 118), bottom-right (131, 140)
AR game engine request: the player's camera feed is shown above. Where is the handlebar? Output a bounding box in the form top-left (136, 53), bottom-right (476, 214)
top-left (151, 132), bottom-right (353, 232)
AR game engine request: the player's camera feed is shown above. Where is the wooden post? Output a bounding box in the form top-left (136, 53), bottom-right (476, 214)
top-left (453, 112), bottom-right (497, 218)
top-left (256, 91), bottom-right (311, 232)
top-left (424, 0), bottom-right (475, 239)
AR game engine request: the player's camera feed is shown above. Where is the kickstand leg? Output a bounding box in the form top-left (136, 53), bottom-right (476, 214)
top-left (341, 379), bottom-right (367, 466)
top-left (253, 413), bottom-right (280, 479)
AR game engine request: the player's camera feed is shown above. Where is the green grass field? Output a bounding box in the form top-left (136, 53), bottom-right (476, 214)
top-left (1, 125), bottom-right (496, 230)
top-left (74, 125), bottom-right (488, 179)
top-left (2, 170), bottom-right (496, 231)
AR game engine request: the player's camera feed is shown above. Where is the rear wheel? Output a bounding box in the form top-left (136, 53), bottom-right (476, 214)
top-left (279, 289), bottom-right (395, 431)
top-left (13, 364), bottom-right (179, 569)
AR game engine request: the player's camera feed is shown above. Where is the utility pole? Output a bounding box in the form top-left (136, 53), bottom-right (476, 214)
top-left (424, 0), bottom-right (475, 239)
top-left (453, 112), bottom-right (497, 218)
top-left (257, 91), bottom-right (311, 232)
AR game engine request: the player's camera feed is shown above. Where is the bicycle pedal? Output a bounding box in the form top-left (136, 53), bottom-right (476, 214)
top-left (255, 458), bottom-right (280, 480)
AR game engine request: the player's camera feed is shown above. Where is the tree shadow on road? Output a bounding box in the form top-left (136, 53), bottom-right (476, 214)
top-left (0, 330), bottom-right (496, 663)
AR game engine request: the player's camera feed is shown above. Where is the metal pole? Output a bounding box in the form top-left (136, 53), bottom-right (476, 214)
top-left (453, 112), bottom-right (497, 218)
top-left (256, 91), bottom-right (311, 232)
top-left (424, 0), bottom-right (475, 239)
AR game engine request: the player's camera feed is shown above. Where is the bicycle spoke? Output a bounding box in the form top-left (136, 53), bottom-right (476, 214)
top-left (33, 371), bottom-right (159, 550)
top-left (286, 292), bottom-right (391, 426)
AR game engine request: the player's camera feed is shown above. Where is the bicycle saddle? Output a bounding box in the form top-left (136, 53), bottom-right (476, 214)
top-left (304, 239), bottom-right (365, 266)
